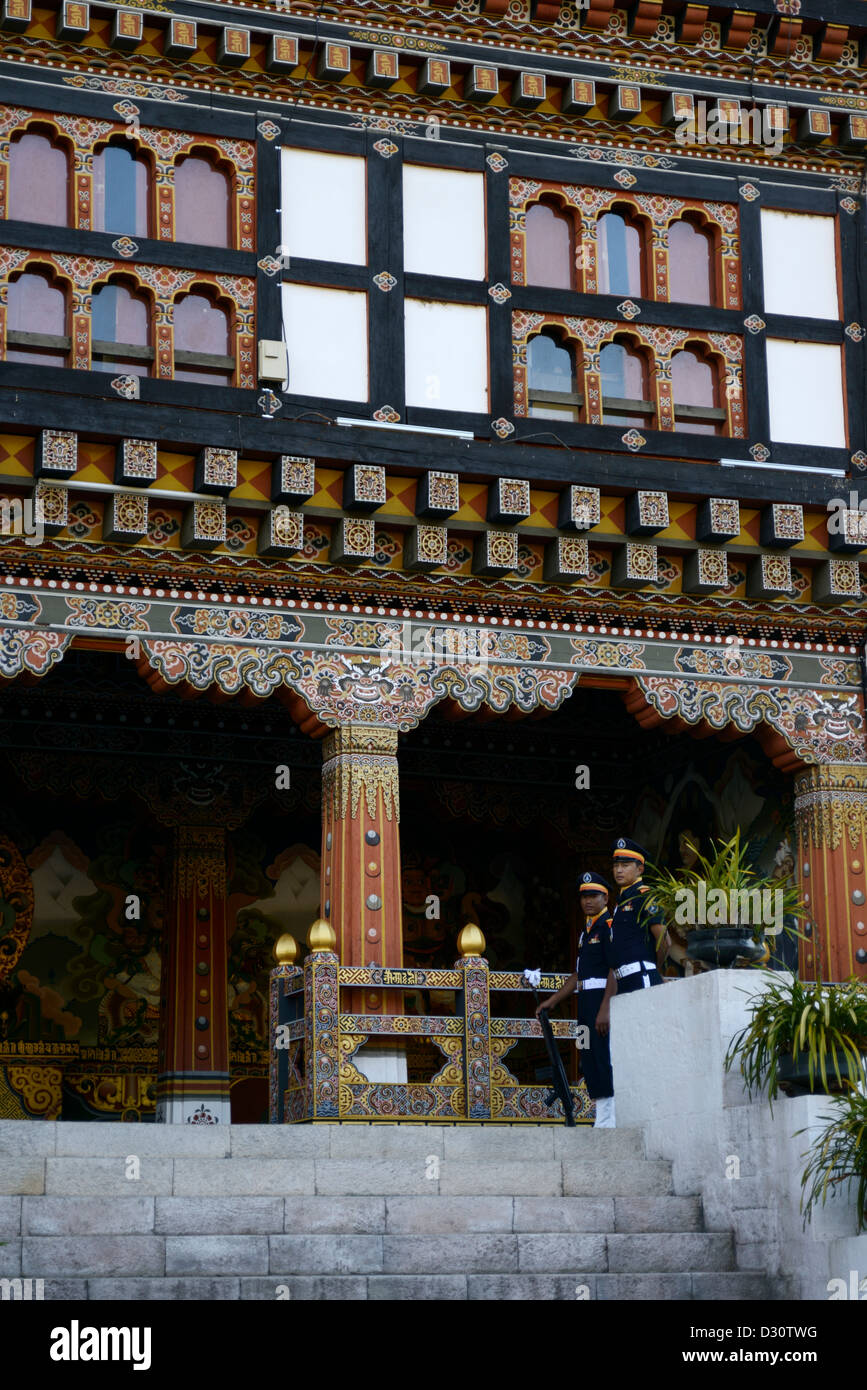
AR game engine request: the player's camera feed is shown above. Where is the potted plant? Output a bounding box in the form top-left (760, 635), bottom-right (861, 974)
top-left (725, 973), bottom-right (867, 1105)
top-left (799, 1087), bottom-right (867, 1234)
top-left (643, 830), bottom-right (804, 969)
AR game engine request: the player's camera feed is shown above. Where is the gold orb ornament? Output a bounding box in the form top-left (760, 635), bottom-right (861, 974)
top-left (274, 933), bottom-right (299, 965)
top-left (457, 923), bottom-right (486, 958)
top-left (308, 918), bottom-right (337, 953)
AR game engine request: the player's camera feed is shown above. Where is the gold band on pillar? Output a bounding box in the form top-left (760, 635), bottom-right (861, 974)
top-left (322, 725), bottom-right (400, 825)
top-left (793, 763), bottom-right (867, 982)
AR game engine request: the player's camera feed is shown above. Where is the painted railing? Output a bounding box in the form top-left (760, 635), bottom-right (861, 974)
top-left (269, 919), bottom-right (592, 1124)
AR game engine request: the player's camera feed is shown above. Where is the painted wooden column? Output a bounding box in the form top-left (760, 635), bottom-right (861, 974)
top-left (793, 764), bottom-right (867, 983)
top-left (320, 726), bottom-right (404, 1075)
top-left (156, 825), bottom-right (231, 1123)
top-left (321, 725), bottom-right (403, 972)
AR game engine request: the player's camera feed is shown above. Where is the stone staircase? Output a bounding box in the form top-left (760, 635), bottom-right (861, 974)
top-left (0, 1120), bottom-right (776, 1300)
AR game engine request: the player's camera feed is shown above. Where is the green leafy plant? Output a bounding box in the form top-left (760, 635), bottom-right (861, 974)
top-left (725, 972), bottom-right (867, 1107)
top-left (799, 1087), bottom-right (867, 1233)
top-left (643, 829), bottom-right (805, 945)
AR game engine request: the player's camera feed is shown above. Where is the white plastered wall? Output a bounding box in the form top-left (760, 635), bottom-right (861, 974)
top-left (403, 164), bottom-right (486, 280)
top-left (282, 283), bottom-right (368, 401)
top-left (760, 209), bottom-right (839, 320)
top-left (281, 148), bottom-right (367, 265)
top-left (404, 299), bottom-right (489, 413)
top-left (766, 339), bottom-right (846, 448)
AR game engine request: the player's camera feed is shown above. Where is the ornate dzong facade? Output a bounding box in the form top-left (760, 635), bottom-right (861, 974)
top-left (0, 0), bottom-right (866, 1124)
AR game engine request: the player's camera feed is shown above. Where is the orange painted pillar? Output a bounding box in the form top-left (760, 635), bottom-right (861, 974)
top-left (794, 764), bottom-right (867, 983)
top-left (320, 725), bottom-right (403, 1019)
top-left (156, 826), bottom-right (231, 1123)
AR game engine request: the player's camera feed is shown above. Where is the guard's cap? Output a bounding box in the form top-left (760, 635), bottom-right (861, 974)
top-left (578, 871), bottom-right (611, 895)
top-left (611, 837), bottom-right (646, 867)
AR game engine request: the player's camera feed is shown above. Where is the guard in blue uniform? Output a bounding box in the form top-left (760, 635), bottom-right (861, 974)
top-left (536, 871), bottom-right (616, 1128)
top-left (605, 837), bottom-right (669, 992)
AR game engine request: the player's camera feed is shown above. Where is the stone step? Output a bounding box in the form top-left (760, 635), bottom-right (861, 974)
top-left (6, 1192), bottom-right (703, 1236)
top-left (0, 1120), bottom-right (645, 1161)
top-left (3, 1154), bottom-right (673, 1199)
top-left (10, 1229), bottom-right (735, 1279)
top-left (0, 1271), bottom-right (779, 1301)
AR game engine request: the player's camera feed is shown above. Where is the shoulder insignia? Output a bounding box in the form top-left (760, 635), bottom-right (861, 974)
top-left (639, 885), bottom-right (649, 894)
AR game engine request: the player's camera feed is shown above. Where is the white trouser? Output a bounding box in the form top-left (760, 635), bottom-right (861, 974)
top-left (593, 1095), bottom-right (616, 1128)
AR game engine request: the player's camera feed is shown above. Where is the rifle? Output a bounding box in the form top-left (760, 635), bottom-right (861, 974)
top-left (532, 989), bottom-right (576, 1127)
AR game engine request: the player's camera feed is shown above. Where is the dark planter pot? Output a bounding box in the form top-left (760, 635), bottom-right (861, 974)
top-left (777, 1051), bottom-right (865, 1097)
top-left (686, 927), bottom-right (766, 969)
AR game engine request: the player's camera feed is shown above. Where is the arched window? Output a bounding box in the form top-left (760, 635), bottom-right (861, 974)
top-left (174, 155), bottom-right (231, 248)
top-left (667, 218), bottom-right (714, 306)
top-left (93, 143), bottom-right (150, 237)
top-left (6, 270), bottom-right (69, 366)
top-left (599, 338), bottom-right (653, 427)
top-left (7, 131), bottom-right (69, 226)
top-left (173, 291), bottom-right (233, 385)
top-left (527, 331), bottom-right (581, 421)
top-left (525, 200), bottom-right (574, 290)
top-left (671, 347), bottom-right (726, 435)
top-left (91, 281), bottom-right (153, 376)
top-left (597, 211), bottom-right (644, 297)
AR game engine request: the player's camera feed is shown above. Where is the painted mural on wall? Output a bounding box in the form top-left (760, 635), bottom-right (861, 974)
top-left (227, 820), bottom-right (320, 1054)
top-left (0, 813), bottom-right (166, 1048)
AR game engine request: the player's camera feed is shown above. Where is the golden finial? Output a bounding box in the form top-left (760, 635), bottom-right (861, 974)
top-left (307, 918), bottom-right (337, 953)
top-left (457, 923), bottom-right (486, 958)
top-left (274, 933), bottom-right (298, 965)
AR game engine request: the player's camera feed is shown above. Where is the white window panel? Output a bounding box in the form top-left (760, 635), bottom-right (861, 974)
top-left (282, 284), bottom-right (368, 401)
top-left (404, 299), bottom-right (489, 413)
top-left (760, 209), bottom-right (839, 320)
top-left (403, 165), bottom-right (486, 280)
top-left (766, 339), bottom-right (846, 448)
top-left (280, 148), bottom-right (367, 265)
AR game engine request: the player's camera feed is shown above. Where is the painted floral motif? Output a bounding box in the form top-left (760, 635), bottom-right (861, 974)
top-left (708, 333), bottom-right (743, 360)
top-left (373, 271), bottom-right (397, 292)
top-left (0, 629), bottom-right (71, 679)
top-left (111, 376), bottom-right (140, 400)
top-left (508, 179), bottom-right (542, 205)
top-left (216, 139), bottom-right (254, 170)
top-left (743, 314), bottom-right (765, 334)
top-left (171, 607), bottom-right (303, 642)
top-left (486, 152), bottom-right (508, 173)
top-left (613, 169), bottom-right (637, 188)
top-left (512, 311), bottom-right (547, 340)
top-left (492, 418), bottom-right (515, 439)
top-left (55, 115), bottom-right (114, 147)
top-left (0, 248), bottom-right (29, 278)
top-left (54, 255), bottom-right (114, 288)
top-left (635, 195), bottom-right (685, 224)
top-left (135, 265), bottom-right (196, 298)
top-left (138, 128), bottom-right (194, 160)
top-left (257, 120), bottom-right (280, 141)
top-left (64, 598), bottom-right (151, 630)
top-left (488, 283), bottom-right (512, 304)
top-left (622, 430), bottom-right (646, 451)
